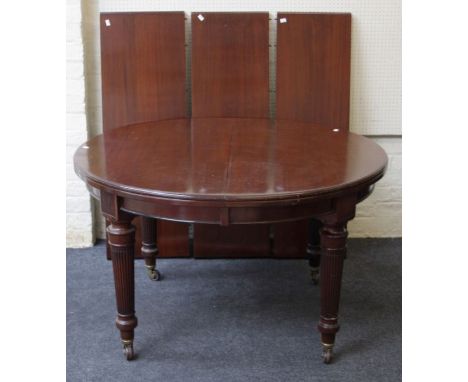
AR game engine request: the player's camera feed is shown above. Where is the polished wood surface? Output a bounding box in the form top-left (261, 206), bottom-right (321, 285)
top-left (191, 12), bottom-right (271, 257)
top-left (274, 13), bottom-right (352, 259)
top-left (100, 11), bottom-right (189, 258)
top-left (272, 220), bottom-right (308, 258)
top-left (107, 211), bottom-right (138, 360)
top-left (191, 12), bottom-right (269, 118)
top-left (318, 197), bottom-right (355, 364)
top-left (157, 221), bottom-right (190, 257)
top-left (75, 118), bottom-right (386, 204)
top-left (194, 225), bottom-right (270, 258)
top-left (276, 12), bottom-right (351, 126)
top-left (100, 12), bottom-right (187, 127)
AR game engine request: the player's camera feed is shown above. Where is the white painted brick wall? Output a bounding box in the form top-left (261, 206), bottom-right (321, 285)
top-left (68, 0), bottom-right (401, 244)
top-left (66, 0), bottom-right (94, 247)
top-left (348, 137), bottom-right (401, 237)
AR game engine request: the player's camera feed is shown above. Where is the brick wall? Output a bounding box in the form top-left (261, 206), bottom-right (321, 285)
top-left (66, 0), bottom-right (94, 247)
top-left (348, 137), bottom-right (401, 237)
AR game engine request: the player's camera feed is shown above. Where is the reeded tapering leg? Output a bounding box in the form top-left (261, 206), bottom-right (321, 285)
top-left (107, 215), bottom-right (138, 360)
top-left (318, 222), bottom-right (348, 364)
top-left (141, 217), bottom-right (161, 281)
top-left (307, 219), bottom-right (322, 284)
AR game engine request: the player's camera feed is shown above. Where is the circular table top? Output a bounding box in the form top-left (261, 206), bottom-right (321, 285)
top-left (74, 118), bottom-right (387, 203)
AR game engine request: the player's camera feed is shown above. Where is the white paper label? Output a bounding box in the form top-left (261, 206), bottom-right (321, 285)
top-left (279, 18), bottom-right (287, 24)
top-left (197, 14), bottom-right (205, 21)
top-left (105, 19), bottom-right (111, 27)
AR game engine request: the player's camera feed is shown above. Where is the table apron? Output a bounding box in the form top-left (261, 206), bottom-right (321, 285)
top-left (87, 180), bottom-right (375, 224)
top-left (120, 196), bottom-right (334, 225)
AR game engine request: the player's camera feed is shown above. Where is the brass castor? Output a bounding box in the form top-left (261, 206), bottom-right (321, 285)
top-left (146, 266), bottom-right (161, 281)
top-left (322, 343), bottom-right (333, 364)
top-left (310, 267), bottom-right (320, 285)
top-left (122, 340), bottom-right (134, 361)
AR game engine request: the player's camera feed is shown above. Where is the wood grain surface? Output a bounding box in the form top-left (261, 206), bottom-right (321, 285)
top-left (191, 12), bottom-right (270, 257)
top-left (276, 12), bottom-right (351, 127)
top-left (75, 118), bottom-right (387, 201)
top-left (191, 12), bottom-right (270, 118)
top-left (274, 13), bottom-right (352, 258)
top-left (100, 12), bottom-right (189, 258)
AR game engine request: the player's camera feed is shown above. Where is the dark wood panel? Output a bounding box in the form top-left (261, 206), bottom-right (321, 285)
top-left (272, 220), bottom-right (308, 258)
top-left (193, 225), bottom-right (270, 258)
top-left (100, 12), bottom-right (187, 127)
top-left (274, 13), bottom-right (352, 258)
top-left (157, 220), bottom-right (190, 257)
top-left (191, 12), bottom-right (269, 118)
top-left (100, 12), bottom-right (189, 258)
top-left (191, 12), bottom-right (270, 258)
top-left (276, 12), bottom-right (351, 126)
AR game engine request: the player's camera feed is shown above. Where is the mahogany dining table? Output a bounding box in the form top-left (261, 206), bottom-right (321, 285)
top-left (74, 117), bottom-right (387, 363)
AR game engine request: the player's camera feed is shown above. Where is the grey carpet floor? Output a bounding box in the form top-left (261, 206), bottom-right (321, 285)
top-left (67, 238), bottom-right (401, 382)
